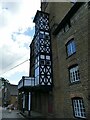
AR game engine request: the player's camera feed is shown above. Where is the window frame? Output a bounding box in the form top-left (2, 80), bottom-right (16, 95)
top-left (66, 38), bottom-right (76, 57)
top-left (72, 97), bottom-right (86, 119)
top-left (68, 64), bottom-right (80, 84)
top-left (64, 20), bottom-right (71, 33)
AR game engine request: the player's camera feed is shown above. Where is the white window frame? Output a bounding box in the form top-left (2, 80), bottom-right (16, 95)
top-left (69, 65), bottom-right (80, 83)
top-left (72, 98), bottom-right (86, 119)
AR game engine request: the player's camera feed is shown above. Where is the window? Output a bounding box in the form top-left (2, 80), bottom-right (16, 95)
top-left (72, 98), bottom-right (86, 119)
top-left (40, 60), bottom-right (45, 65)
top-left (35, 67), bottom-right (39, 85)
top-left (46, 55), bottom-right (50, 60)
top-left (66, 39), bottom-right (76, 57)
top-left (69, 65), bottom-right (80, 83)
top-left (40, 55), bottom-right (45, 59)
top-left (35, 56), bottom-right (39, 68)
top-left (40, 31), bottom-right (44, 39)
top-left (45, 32), bottom-right (50, 39)
top-left (46, 60), bottom-right (51, 65)
top-left (64, 21), bottom-right (71, 32)
top-left (35, 67), bottom-right (39, 77)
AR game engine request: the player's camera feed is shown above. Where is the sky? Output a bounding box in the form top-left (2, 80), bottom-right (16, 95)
top-left (0, 0), bottom-right (41, 85)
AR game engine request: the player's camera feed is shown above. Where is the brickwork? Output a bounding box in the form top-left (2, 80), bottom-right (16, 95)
top-left (88, 3), bottom-right (90, 119)
top-left (56, 3), bottom-right (88, 118)
top-left (41, 2), bottom-right (89, 119)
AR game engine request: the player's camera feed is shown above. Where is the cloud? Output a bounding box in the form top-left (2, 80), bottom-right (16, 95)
top-left (2, 2), bottom-right (20, 14)
top-left (0, 0), bottom-right (40, 83)
top-left (0, 34), bottom-right (30, 73)
top-left (0, 0), bottom-right (40, 32)
top-left (2, 60), bottom-right (30, 85)
top-left (0, 7), bottom-right (11, 27)
top-left (12, 32), bottom-right (32, 49)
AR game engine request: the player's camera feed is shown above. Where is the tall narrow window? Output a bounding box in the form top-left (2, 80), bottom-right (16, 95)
top-left (66, 39), bottom-right (76, 57)
top-left (72, 97), bottom-right (86, 119)
top-left (69, 65), bottom-right (80, 83)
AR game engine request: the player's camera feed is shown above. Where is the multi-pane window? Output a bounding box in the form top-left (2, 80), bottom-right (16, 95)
top-left (40, 31), bottom-right (44, 39)
top-left (35, 56), bottom-right (39, 68)
top-left (35, 56), bottom-right (39, 85)
top-left (69, 65), bottom-right (80, 83)
top-left (66, 39), bottom-right (76, 57)
top-left (72, 98), bottom-right (86, 118)
top-left (33, 11), bottom-right (52, 86)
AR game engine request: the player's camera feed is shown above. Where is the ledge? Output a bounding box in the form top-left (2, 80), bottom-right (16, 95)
top-left (53, 2), bottom-right (84, 35)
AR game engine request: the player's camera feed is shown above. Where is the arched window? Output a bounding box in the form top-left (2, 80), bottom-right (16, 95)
top-left (66, 38), bottom-right (76, 57)
top-left (72, 97), bottom-right (86, 119)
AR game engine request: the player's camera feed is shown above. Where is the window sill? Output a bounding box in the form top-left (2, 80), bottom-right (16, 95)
top-left (66, 52), bottom-right (76, 59)
top-left (69, 81), bottom-right (81, 86)
top-left (74, 116), bottom-right (86, 120)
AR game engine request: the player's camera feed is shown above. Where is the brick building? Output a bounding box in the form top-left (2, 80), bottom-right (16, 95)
top-left (41, 2), bottom-right (89, 119)
top-left (0, 78), bottom-right (18, 108)
top-left (18, 2), bottom-right (90, 119)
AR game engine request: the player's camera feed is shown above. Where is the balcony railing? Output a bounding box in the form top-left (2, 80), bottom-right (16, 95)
top-left (18, 76), bottom-right (34, 90)
top-left (18, 76), bottom-right (52, 92)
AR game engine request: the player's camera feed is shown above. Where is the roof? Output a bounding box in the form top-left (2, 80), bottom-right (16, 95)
top-left (53, 2), bottom-right (84, 35)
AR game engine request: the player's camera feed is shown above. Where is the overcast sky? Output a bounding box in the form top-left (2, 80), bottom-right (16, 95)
top-left (0, 0), bottom-right (40, 85)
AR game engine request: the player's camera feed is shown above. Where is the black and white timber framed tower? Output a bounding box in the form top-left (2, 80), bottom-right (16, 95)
top-left (32, 10), bottom-right (53, 89)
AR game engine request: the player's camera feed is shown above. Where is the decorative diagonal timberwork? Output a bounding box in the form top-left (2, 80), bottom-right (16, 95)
top-left (33, 10), bottom-right (52, 87)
